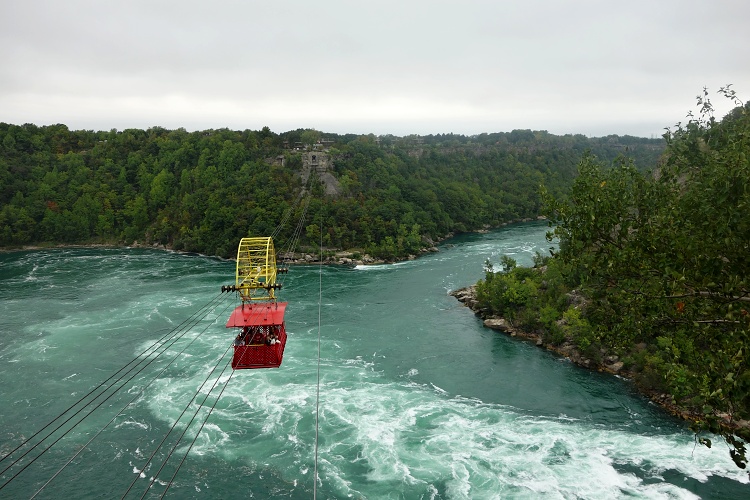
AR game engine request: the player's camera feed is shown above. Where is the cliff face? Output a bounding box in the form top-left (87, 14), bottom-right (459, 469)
top-left (300, 151), bottom-right (341, 196)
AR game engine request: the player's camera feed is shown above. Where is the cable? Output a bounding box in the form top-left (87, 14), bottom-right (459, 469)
top-left (274, 164), bottom-right (314, 241)
top-left (159, 368), bottom-right (235, 499)
top-left (29, 296), bottom-right (233, 499)
top-left (158, 370), bottom-right (233, 499)
top-left (271, 186), bottom-right (305, 240)
top-left (278, 193), bottom-right (310, 258)
top-left (277, 194), bottom-right (311, 291)
top-left (0, 293), bottom-right (224, 471)
top-left (313, 194), bottom-right (323, 499)
top-left (0, 294), bottom-right (227, 494)
top-left (14, 173), bottom-right (317, 495)
top-left (2, 294), bottom-right (232, 494)
top-left (145, 356), bottom-right (233, 499)
top-left (119, 314), bottom-right (236, 498)
top-left (131, 345), bottom-right (234, 500)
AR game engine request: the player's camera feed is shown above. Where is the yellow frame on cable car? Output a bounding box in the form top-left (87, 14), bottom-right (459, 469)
top-left (235, 237), bottom-right (277, 302)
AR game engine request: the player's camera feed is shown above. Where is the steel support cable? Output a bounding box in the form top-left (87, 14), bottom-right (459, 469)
top-left (158, 172), bottom-right (314, 496)
top-left (273, 170), bottom-right (314, 273)
top-left (3, 295), bottom-right (233, 495)
top-left (272, 174), bottom-right (310, 240)
top-left (0, 294), bottom-right (221, 468)
top-left (272, 169), bottom-right (314, 241)
top-left (2, 322), bottom-right (200, 494)
top-left (0, 293), bottom-right (227, 488)
top-left (159, 368), bottom-right (235, 499)
top-left (313, 199), bottom-right (323, 499)
top-left (277, 171), bottom-right (313, 253)
top-left (157, 296), bottom-right (284, 497)
top-left (276, 193), bottom-right (311, 291)
top-left (278, 193), bottom-right (310, 260)
top-left (29, 296), bottom-right (234, 499)
top-left (139, 354), bottom-right (234, 499)
top-left (271, 205), bottom-right (294, 240)
top-left (151, 177), bottom-right (312, 496)
top-left (122, 341), bottom-right (235, 499)
top-left (271, 190), bottom-right (303, 240)
top-left (288, 194), bottom-right (311, 254)
top-left (125, 293), bottom-right (266, 499)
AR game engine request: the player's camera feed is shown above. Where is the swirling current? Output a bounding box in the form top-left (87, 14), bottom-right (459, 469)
top-left (0, 222), bottom-right (747, 498)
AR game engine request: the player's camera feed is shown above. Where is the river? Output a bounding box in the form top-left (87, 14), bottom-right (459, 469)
top-left (0, 221), bottom-right (747, 499)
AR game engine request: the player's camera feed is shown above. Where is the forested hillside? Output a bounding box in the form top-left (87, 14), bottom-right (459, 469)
top-left (0, 123), bottom-right (663, 258)
top-left (474, 88), bottom-right (750, 470)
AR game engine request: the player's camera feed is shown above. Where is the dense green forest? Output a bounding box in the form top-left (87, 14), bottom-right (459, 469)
top-left (0, 123), bottom-right (662, 258)
top-left (475, 88), bottom-right (750, 470)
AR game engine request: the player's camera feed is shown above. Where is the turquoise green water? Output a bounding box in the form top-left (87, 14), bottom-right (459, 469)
top-left (0, 222), bottom-right (747, 499)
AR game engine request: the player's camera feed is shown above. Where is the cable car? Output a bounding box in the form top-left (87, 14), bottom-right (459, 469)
top-left (223, 237), bottom-right (288, 369)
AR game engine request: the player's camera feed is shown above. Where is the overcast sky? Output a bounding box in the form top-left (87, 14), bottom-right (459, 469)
top-left (1, 0), bottom-right (748, 138)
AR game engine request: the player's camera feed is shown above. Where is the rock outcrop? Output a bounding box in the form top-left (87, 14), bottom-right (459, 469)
top-left (449, 285), bottom-right (624, 375)
top-left (448, 284), bottom-right (710, 424)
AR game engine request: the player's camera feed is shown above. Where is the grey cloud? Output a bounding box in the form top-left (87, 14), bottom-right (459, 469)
top-left (1, 0), bottom-right (748, 137)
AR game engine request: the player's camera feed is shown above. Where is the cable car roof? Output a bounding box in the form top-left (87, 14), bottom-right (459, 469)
top-left (225, 302), bottom-right (288, 328)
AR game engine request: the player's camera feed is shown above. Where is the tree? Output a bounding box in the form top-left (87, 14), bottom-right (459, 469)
top-left (543, 87), bottom-right (750, 470)
top-left (149, 169), bottom-right (174, 211)
top-left (0, 120), bottom-right (664, 259)
top-left (300, 129), bottom-right (321, 149)
top-left (123, 195), bottom-right (149, 241)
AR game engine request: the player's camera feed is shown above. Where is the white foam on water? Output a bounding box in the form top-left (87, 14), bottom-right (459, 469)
top-left (136, 331), bottom-right (748, 498)
top-left (16, 244), bottom-right (737, 498)
top-left (21, 339), bottom-right (57, 358)
top-left (326, 390), bottom-right (740, 495)
top-left (430, 383), bottom-right (448, 395)
top-left (149, 476), bottom-right (169, 486)
top-left (178, 422), bottom-right (231, 457)
top-left (24, 263), bottom-right (40, 282)
top-left (131, 464), bottom-right (147, 478)
top-left (116, 418), bottom-right (150, 431)
top-left (354, 261), bottom-right (412, 271)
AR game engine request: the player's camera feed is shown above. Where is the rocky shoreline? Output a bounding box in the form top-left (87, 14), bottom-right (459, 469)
top-left (1, 217), bottom-right (548, 264)
top-left (449, 284), bottom-right (692, 422)
top-left (0, 241), bottom-right (437, 265)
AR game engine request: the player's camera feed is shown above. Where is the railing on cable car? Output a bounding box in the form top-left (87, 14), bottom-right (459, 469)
top-left (221, 237), bottom-right (288, 369)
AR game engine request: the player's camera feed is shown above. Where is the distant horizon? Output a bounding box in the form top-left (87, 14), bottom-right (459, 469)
top-left (2, 119), bottom-right (670, 141)
top-left (3, 1), bottom-right (746, 147)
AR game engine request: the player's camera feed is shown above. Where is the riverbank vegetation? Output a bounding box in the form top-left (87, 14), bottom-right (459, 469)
top-left (475, 87), bottom-right (749, 470)
top-left (0, 123), bottom-right (662, 259)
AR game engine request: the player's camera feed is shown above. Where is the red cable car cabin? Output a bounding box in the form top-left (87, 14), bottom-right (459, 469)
top-left (226, 301), bottom-right (288, 369)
